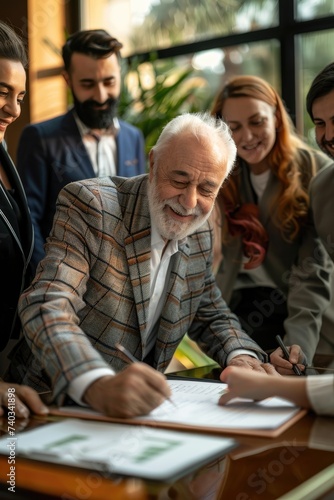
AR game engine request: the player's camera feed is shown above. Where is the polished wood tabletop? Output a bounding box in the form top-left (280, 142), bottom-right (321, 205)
top-left (1, 365), bottom-right (334, 500)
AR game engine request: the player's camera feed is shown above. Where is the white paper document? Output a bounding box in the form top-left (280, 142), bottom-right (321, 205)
top-left (0, 418), bottom-right (236, 481)
top-left (54, 379), bottom-right (303, 436)
top-left (142, 379), bottom-right (300, 430)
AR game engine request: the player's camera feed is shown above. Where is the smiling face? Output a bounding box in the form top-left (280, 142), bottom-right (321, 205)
top-left (312, 88), bottom-right (334, 160)
top-left (0, 58), bottom-right (26, 143)
top-left (64, 52), bottom-right (121, 129)
top-left (148, 133), bottom-right (228, 241)
top-left (222, 96), bottom-right (278, 174)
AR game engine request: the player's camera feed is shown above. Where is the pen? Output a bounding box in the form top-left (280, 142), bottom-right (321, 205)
top-left (275, 335), bottom-right (303, 376)
top-left (305, 366), bottom-right (334, 373)
top-left (115, 343), bottom-right (176, 407)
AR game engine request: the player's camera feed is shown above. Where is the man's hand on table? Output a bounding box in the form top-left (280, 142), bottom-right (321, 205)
top-left (83, 363), bottom-right (171, 418)
top-left (224, 354), bottom-right (280, 374)
top-left (0, 382), bottom-right (49, 418)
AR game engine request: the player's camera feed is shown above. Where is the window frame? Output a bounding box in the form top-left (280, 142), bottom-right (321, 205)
top-left (124, 0), bottom-right (334, 133)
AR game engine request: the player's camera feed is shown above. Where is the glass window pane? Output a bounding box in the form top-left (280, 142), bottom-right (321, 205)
top-left (296, 29), bottom-right (334, 146)
top-left (82, 0), bottom-right (279, 57)
top-left (119, 39), bottom-right (280, 152)
top-left (296, 0), bottom-right (334, 21)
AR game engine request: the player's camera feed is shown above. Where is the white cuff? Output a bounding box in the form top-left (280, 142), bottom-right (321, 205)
top-left (227, 349), bottom-right (259, 364)
top-left (68, 368), bottom-right (115, 405)
top-left (306, 375), bottom-right (334, 416)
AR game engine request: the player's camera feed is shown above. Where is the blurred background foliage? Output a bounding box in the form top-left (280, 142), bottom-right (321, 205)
top-left (119, 56), bottom-right (211, 156)
top-left (116, 0), bottom-right (334, 153)
top-left (128, 0), bottom-right (277, 53)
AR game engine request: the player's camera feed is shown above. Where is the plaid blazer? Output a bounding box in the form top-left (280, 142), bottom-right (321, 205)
top-left (18, 175), bottom-right (266, 399)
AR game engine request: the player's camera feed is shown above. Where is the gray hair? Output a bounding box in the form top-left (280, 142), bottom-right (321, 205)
top-left (151, 112), bottom-right (237, 176)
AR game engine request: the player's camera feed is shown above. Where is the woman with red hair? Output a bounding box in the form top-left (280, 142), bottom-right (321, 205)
top-left (211, 75), bottom-right (333, 367)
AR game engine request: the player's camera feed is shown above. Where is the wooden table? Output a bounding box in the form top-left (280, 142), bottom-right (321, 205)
top-left (1, 365), bottom-right (334, 500)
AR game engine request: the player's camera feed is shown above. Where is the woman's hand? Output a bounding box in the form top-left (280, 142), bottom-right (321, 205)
top-left (219, 366), bottom-right (309, 408)
top-left (219, 366), bottom-right (276, 404)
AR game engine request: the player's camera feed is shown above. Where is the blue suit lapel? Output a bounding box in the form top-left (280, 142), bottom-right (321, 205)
top-left (61, 111), bottom-right (95, 179)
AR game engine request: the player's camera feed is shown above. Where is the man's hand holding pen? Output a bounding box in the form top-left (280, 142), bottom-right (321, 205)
top-left (83, 363), bottom-right (172, 418)
top-left (270, 340), bottom-right (306, 376)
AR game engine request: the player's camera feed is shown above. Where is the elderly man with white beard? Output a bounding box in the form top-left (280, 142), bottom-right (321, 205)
top-left (12, 112), bottom-right (279, 419)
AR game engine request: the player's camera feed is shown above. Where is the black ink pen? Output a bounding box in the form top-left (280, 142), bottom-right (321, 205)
top-left (275, 335), bottom-right (303, 376)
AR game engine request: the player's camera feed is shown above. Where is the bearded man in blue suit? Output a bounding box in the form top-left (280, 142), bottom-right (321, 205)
top-left (17, 29), bottom-right (146, 272)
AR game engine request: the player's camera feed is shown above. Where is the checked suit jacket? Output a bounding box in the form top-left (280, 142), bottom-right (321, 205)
top-left (17, 174), bottom-right (266, 401)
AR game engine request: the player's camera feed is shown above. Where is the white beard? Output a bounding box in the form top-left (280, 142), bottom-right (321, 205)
top-left (148, 176), bottom-right (213, 241)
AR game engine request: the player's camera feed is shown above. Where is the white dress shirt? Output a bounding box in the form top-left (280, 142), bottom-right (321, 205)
top-left (307, 374), bottom-right (334, 416)
top-left (74, 113), bottom-right (118, 177)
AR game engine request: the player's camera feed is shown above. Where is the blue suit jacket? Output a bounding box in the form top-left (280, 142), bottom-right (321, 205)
top-left (17, 110), bottom-right (146, 272)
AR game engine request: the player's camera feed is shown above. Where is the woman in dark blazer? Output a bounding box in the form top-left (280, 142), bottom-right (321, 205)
top-left (0, 21), bottom-right (47, 417)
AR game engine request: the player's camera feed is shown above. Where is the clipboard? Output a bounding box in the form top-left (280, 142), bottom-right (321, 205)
top-left (0, 419), bottom-right (237, 483)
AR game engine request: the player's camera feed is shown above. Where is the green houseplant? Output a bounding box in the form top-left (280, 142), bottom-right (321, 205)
top-left (119, 55), bottom-right (210, 157)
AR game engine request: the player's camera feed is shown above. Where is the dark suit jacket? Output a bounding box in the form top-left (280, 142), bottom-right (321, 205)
top-left (17, 175), bottom-right (267, 400)
top-left (309, 163), bottom-right (334, 355)
top-left (17, 110), bottom-right (146, 272)
top-left (0, 143), bottom-right (33, 352)
top-left (310, 163), bottom-right (334, 261)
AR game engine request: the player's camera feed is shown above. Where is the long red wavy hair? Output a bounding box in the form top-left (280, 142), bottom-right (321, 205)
top-left (211, 75), bottom-right (316, 269)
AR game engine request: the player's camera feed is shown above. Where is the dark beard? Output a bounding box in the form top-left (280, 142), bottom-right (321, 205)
top-left (320, 137), bottom-right (334, 160)
top-left (72, 93), bottom-right (119, 130)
